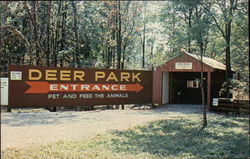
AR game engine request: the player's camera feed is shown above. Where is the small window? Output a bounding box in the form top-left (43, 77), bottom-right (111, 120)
top-left (187, 80), bottom-right (199, 88)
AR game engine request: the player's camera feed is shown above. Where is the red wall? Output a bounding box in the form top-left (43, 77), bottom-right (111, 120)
top-left (152, 68), bottom-right (162, 105)
top-left (157, 54), bottom-right (214, 72)
top-left (152, 53), bottom-right (215, 105)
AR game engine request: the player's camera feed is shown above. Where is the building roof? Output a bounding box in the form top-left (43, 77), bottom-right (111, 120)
top-left (185, 52), bottom-right (226, 70)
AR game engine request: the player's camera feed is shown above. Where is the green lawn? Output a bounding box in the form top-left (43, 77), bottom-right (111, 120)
top-left (2, 114), bottom-right (249, 159)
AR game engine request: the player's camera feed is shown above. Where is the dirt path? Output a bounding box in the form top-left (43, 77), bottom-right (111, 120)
top-left (1, 105), bottom-right (202, 151)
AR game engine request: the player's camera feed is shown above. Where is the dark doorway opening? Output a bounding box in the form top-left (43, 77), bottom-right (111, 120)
top-left (169, 72), bottom-right (207, 104)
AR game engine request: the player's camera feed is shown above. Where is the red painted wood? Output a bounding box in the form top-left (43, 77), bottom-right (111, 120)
top-left (156, 53), bottom-right (214, 72)
top-left (153, 53), bottom-right (224, 106)
top-left (152, 68), bottom-right (162, 105)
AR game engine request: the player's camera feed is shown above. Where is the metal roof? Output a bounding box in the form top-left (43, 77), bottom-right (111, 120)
top-left (185, 52), bottom-right (226, 70)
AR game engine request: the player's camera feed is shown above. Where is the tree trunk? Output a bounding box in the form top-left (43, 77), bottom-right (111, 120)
top-left (187, 8), bottom-right (193, 52)
top-left (142, 24), bottom-right (145, 68)
top-left (112, 29), bottom-right (116, 68)
top-left (150, 43), bottom-right (154, 70)
top-left (32, 1), bottom-right (40, 66)
top-left (60, 2), bottom-right (68, 67)
top-left (71, 2), bottom-right (79, 67)
top-left (141, 2), bottom-right (146, 68)
top-left (121, 44), bottom-right (126, 70)
top-left (116, 0), bottom-right (122, 69)
top-left (46, 1), bottom-right (51, 66)
top-left (171, 11), bottom-right (176, 54)
top-left (225, 21), bottom-right (232, 98)
top-left (199, 42), bottom-right (207, 131)
top-left (53, 1), bottom-right (62, 67)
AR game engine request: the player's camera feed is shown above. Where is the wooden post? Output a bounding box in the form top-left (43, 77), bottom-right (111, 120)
top-left (169, 72), bottom-right (172, 104)
top-left (7, 107), bottom-right (11, 112)
top-left (52, 107), bottom-right (57, 112)
top-left (207, 72), bottom-right (211, 111)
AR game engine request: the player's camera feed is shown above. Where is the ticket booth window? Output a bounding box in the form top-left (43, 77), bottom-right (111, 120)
top-left (187, 80), bottom-right (199, 88)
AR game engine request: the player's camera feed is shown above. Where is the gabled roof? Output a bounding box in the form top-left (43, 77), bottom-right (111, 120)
top-left (185, 52), bottom-right (226, 70)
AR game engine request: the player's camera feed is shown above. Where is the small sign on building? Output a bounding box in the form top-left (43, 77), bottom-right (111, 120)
top-left (175, 62), bottom-right (192, 69)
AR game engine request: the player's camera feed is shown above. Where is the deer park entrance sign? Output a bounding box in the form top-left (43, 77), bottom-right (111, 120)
top-left (8, 65), bottom-right (153, 107)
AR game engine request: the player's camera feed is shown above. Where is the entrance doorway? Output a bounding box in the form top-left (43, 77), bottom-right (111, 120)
top-left (162, 72), bottom-right (207, 104)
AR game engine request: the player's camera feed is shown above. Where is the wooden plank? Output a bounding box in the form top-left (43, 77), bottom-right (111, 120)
top-left (158, 53), bottom-right (214, 72)
top-left (169, 72), bottom-right (172, 104)
top-left (212, 107), bottom-right (249, 113)
top-left (152, 69), bottom-right (162, 105)
top-left (218, 104), bottom-right (249, 108)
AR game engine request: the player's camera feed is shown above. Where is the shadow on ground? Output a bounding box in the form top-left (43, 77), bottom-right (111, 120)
top-left (109, 116), bottom-right (249, 158)
top-left (1, 105), bottom-right (201, 127)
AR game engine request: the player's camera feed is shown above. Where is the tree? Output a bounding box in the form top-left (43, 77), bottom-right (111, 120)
top-left (46, 1), bottom-right (51, 66)
top-left (141, 2), bottom-right (146, 68)
top-left (203, 0), bottom-right (238, 98)
top-left (71, 1), bottom-right (79, 67)
top-left (192, 2), bottom-right (212, 130)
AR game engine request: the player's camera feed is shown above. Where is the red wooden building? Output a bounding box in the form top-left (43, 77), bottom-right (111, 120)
top-left (153, 52), bottom-right (229, 110)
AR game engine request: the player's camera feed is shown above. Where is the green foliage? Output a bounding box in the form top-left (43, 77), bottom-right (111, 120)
top-left (2, 114), bottom-right (248, 159)
top-left (220, 79), bottom-right (249, 99)
top-left (159, 0), bottom-right (248, 96)
top-left (1, 1), bottom-right (248, 94)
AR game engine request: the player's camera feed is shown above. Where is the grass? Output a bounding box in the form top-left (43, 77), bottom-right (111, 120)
top-left (1, 114), bottom-right (249, 159)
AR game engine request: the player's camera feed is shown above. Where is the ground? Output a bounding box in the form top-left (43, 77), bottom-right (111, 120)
top-left (1, 105), bottom-right (249, 159)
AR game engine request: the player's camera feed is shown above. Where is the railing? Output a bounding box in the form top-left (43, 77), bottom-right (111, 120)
top-left (211, 98), bottom-right (249, 115)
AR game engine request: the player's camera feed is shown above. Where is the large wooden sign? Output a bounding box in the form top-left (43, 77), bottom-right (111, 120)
top-left (8, 65), bottom-right (153, 107)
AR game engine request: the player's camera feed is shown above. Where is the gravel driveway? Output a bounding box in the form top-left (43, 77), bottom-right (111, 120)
top-left (1, 105), bottom-right (203, 151)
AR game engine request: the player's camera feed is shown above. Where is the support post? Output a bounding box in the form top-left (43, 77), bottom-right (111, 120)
top-left (52, 107), bottom-right (57, 112)
top-left (7, 107), bottom-right (11, 112)
top-left (77, 106), bottom-right (80, 111)
top-left (207, 72), bottom-right (211, 111)
top-left (151, 103), bottom-right (155, 108)
top-left (169, 72), bottom-right (172, 104)
top-left (45, 107), bottom-right (56, 112)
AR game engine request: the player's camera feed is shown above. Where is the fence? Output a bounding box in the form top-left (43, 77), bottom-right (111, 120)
top-left (211, 98), bottom-right (249, 115)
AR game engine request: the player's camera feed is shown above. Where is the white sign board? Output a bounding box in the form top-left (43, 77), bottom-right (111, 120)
top-left (212, 98), bottom-right (219, 106)
top-left (1, 77), bottom-right (8, 105)
top-left (175, 62), bottom-right (193, 69)
top-left (10, 71), bottom-right (22, 80)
